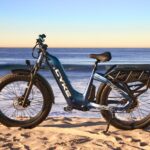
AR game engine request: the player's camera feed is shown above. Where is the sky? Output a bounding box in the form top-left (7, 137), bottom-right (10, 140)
top-left (0, 0), bottom-right (150, 48)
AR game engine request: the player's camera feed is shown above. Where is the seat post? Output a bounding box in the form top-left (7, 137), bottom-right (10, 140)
top-left (93, 60), bottom-right (99, 73)
top-left (83, 60), bottom-right (99, 100)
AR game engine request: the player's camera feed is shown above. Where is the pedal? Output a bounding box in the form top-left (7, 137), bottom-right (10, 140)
top-left (64, 106), bottom-right (73, 112)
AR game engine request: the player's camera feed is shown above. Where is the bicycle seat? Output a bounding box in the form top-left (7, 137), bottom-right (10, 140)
top-left (89, 52), bottom-right (112, 62)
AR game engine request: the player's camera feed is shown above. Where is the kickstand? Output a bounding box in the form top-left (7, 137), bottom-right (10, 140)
top-left (103, 109), bottom-right (115, 134)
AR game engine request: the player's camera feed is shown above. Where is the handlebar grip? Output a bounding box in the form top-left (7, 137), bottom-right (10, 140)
top-left (39, 34), bottom-right (46, 39)
top-left (42, 34), bottom-right (46, 38)
top-left (37, 34), bottom-right (46, 43)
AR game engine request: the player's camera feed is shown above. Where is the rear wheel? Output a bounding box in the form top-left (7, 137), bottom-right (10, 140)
top-left (97, 71), bottom-right (150, 129)
top-left (0, 74), bottom-right (53, 128)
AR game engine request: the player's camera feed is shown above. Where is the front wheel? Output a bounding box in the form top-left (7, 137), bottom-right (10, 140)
top-left (0, 74), bottom-right (53, 128)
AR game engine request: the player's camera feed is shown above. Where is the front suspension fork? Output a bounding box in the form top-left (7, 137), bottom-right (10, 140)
top-left (22, 52), bottom-right (44, 107)
top-left (22, 66), bottom-right (39, 107)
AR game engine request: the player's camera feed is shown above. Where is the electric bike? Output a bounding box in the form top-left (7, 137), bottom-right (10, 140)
top-left (0, 34), bottom-right (149, 132)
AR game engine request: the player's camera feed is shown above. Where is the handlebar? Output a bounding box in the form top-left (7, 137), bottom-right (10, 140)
top-left (32, 34), bottom-right (48, 58)
top-left (37, 34), bottom-right (46, 43)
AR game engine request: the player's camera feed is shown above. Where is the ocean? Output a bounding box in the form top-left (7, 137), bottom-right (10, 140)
top-left (1, 48), bottom-right (150, 66)
top-left (0, 48), bottom-right (150, 118)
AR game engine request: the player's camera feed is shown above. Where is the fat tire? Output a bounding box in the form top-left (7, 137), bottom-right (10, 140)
top-left (97, 71), bottom-right (150, 130)
top-left (0, 74), bottom-right (53, 128)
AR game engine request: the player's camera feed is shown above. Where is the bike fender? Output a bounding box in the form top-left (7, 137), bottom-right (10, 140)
top-left (11, 69), bottom-right (55, 103)
top-left (96, 83), bottom-right (106, 104)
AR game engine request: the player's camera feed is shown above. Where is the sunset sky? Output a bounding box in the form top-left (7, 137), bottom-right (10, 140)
top-left (0, 0), bottom-right (150, 48)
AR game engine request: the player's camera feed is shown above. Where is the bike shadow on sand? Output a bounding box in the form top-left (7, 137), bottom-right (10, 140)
top-left (40, 117), bottom-right (107, 128)
top-left (39, 117), bottom-right (150, 133)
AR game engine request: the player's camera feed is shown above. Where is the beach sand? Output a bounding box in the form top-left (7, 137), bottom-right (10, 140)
top-left (0, 117), bottom-right (149, 150)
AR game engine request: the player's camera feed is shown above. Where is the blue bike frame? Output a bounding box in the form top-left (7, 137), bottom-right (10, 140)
top-left (45, 52), bottom-right (132, 111)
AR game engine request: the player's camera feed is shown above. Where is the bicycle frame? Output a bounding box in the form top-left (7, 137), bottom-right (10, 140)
top-left (45, 52), bottom-right (133, 111)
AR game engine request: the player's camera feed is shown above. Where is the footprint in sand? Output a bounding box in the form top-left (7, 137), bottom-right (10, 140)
top-left (115, 136), bottom-right (123, 142)
top-left (20, 133), bottom-right (30, 138)
top-left (69, 136), bottom-right (92, 145)
top-left (0, 137), bottom-right (9, 142)
top-left (5, 133), bottom-right (11, 137)
top-left (140, 142), bottom-right (148, 147)
top-left (1, 143), bottom-right (13, 149)
top-left (13, 136), bottom-right (20, 142)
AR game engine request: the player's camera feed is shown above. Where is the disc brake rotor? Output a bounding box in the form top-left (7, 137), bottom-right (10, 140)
top-left (13, 97), bottom-right (31, 110)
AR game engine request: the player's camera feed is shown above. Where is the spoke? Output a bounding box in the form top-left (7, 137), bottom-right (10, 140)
top-left (9, 83), bottom-right (19, 98)
top-left (140, 98), bottom-right (150, 102)
top-left (29, 106), bottom-right (40, 112)
top-left (22, 110), bottom-right (27, 118)
top-left (31, 101), bottom-right (43, 105)
top-left (2, 106), bottom-right (14, 114)
top-left (128, 113), bottom-right (134, 122)
top-left (11, 110), bottom-right (17, 118)
top-left (26, 109), bottom-right (35, 118)
top-left (139, 103), bottom-right (150, 109)
top-left (137, 108), bottom-right (144, 119)
top-left (0, 80), bottom-right (44, 121)
top-left (1, 88), bottom-right (17, 98)
top-left (108, 82), bottom-right (150, 122)
top-left (1, 104), bottom-right (14, 109)
top-left (0, 97), bottom-right (13, 101)
top-left (137, 108), bottom-right (149, 113)
top-left (130, 112), bottom-right (137, 120)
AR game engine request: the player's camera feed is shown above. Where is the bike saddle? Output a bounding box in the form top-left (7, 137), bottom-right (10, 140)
top-left (89, 52), bottom-right (112, 62)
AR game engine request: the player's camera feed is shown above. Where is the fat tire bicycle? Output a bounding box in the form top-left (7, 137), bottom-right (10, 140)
top-left (0, 34), bottom-right (149, 131)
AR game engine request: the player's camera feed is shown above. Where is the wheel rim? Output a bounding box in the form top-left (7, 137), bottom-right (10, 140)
top-left (107, 81), bottom-right (150, 123)
top-left (0, 81), bottom-right (44, 121)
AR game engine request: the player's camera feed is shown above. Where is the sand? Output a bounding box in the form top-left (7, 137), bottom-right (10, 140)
top-left (0, 117), bottom-right (149, 150)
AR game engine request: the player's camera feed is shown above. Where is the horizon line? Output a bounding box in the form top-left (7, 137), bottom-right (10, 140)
top-left (0, 46), bottom-right (150, 49)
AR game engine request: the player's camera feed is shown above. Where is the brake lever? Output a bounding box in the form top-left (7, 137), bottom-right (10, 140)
top-left (32, 43), bottom-right (38, 51)
top-left (32, 43), bottom-right (39, 59)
